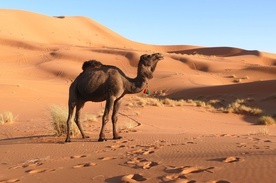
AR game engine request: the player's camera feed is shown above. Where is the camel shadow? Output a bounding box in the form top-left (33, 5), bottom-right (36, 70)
top-left (0, 134), bottom-right (121, 145)
top-left (0, 134), bottom-right (58, 145)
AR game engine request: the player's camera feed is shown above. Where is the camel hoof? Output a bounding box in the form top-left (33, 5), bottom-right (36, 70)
top-left (65, 138), bottom-right (71, 143)
top-left (113, 136), bottom-right (122, 140)
top-left (83, 135), bottom-right (90, 139)
top-left (98, 138), bottom-right (107, 142)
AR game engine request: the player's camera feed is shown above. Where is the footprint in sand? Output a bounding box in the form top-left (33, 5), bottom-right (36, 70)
top-left (121, 174), bottom-right (147, 183)
top-left (73, 162), bottom-right (96, 169)
top-left (70, 155), bottom-right (87, 159)
top-left (26, 168), bottom-right (55, 174)
top-left (125, 158), bottom-right (158, 169)
top-left (223, 157), bottom-right (240, 163)
top-left (107, 144), bottom-right (126, 149)
top-left (0, 178), bottom-right (20, 183)
top-left (126, 146), bottom-right (157, 156)
top-left (206, 181), bottom-right (230, 183)
top-left (165, 165), bottom-right (215, 175)
top-left (162, 165), bottom-right (215, 182)
top-left (9, 161), bottom-right (43, 170)
top-left (237, 142), bottom-right (247, 148)
top-left (98, 157), bottom-right (116, 161)
top-left (162, 173), bottom-right (189, 182)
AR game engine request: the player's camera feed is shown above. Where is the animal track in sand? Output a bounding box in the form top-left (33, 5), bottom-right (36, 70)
top-left (237, 142), bottom-right (247, 148)
top-left (121, 174), bottom-right (147, 183)
top-left (164, 165), bottom-right (215, 175)
top-left (206, 180), bottom-right (230, 183)
top-left (26, 168), bottom-right (55, 174)
top-left (126, 145), bottom-right (159, 157)
top-left (161, 165), bottom-right (215, 182)
top-left (98, 157), bottom-right (116, 161)
top-left (223, 157), bottom-right (240, 163)
top-left (70, 155), bottom-right (87, 159)
top-left (73, 162), bottom-right (96, 169)
top-left (161, 166), bottom-right (215, 183)
top-left (125, 157), bottom-right (158, 169)
top-left (106, 140), bottom-right (130, 149)
top-left (0, 178), bottom-right (20, 183)
top-left (236, 141), bottom-right (270, 150)
top-left (9, 160), bottom-right (43, 170)
top-left (106, 144), bottom-right (126, 148)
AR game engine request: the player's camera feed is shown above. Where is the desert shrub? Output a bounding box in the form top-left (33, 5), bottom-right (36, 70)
top-left (257, 116), bottom-right (276, 125)
top-left (127, 96), bottom-right (164, 107)
top-left (83, 113), bottom-right (98, 122)
top-left (49, 105), bottom-right (79, 136)
top-left (161, 98), bottom-right (175, 107)
top-left (175, 99), bottom-right (185, 107)
top-left (118, 119), bottom-right (137, 132)
top-left (225, 99), bottom-right (262, 116)
top-left (0, 112), bottom-right (15, 124)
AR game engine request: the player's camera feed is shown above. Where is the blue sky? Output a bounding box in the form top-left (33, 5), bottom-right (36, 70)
top-left (1, 0), bottom-right (276, 53)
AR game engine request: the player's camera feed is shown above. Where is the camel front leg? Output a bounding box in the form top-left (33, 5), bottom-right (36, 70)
top-left (98, 97), bottom-right (115, 141)
top-left (112, 99), bottom-right (122, 140)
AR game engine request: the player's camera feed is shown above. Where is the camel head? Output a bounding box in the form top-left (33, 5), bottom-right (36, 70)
top-left (138, 53), bottom-right (163, 79)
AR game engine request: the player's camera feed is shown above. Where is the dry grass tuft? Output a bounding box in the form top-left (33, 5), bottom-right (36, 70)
top-left (127, 96), bottom-right (272, 125)
top-left (83, 113), bottom-right (98, 122)
top-left (257, 116), bottom-right (276, 125)
top-left (118, 120), bottom-right (137, 133)
top-left (127, 96), bottom-right (187, 108)
top-left (49, 105), bottom-right (80, 136)
top-left (225, 99), bottom-right (263, 116)
top-left (0, 111), bottom-right (16, 124)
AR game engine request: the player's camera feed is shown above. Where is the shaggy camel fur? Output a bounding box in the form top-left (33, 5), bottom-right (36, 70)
top-left (65, 53), bottom-right (163, 142)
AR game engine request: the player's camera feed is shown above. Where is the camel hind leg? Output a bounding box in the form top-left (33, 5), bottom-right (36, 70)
top-left (75, 101), bottom-right (89, 139)
top-left (65, 101), bottom-right (75, 142)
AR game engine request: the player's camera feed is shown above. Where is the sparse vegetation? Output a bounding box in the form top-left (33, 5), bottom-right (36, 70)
top-left (83, 113), bottom-right (98, 122)
top-left (257, 116), bottom-right (276, 125)
top-left (118, 120), bottom-right (137, 133)
top-left (225, 98), bottom-right (263, 116)
top-left (126, 96), bottom-right (186, 108)
top-left (0, 111), bottom-right (16, 124)
top-left (127, 95), bottom-right (273, 125)
top-left (49, 105), bottom-right (80, 136)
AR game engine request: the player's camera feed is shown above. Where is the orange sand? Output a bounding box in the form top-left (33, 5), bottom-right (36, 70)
top-left (0, 9), bottom-right (276, 183)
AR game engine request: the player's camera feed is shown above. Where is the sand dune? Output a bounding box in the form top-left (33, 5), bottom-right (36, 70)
top-left (0, 9), bottom-right (276, 183)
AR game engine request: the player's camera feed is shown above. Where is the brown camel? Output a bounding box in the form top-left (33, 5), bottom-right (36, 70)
top-left (65, 53), bottom-right (163, 142)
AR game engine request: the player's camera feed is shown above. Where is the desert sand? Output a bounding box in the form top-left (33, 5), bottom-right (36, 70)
top-left (0, 9), bottom-right (276, 183)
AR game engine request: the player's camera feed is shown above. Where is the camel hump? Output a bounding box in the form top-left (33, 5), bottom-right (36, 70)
top-left (82, 60), bottom-right (103, 70)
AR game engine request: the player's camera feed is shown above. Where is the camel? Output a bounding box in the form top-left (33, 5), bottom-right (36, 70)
top-left (65, 53), bottom-right (163, 142)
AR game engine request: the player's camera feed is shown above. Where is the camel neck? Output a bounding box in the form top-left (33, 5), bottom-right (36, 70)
top-left (126, 75), bottom-right (148, 94)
